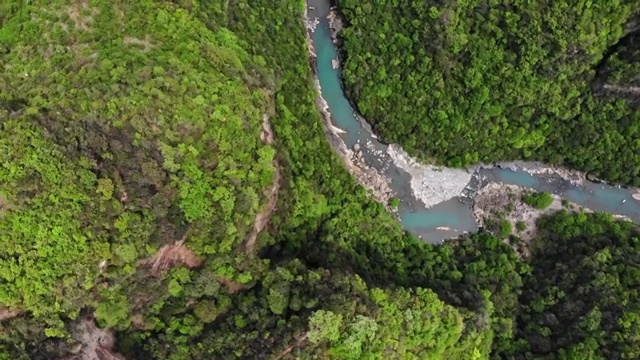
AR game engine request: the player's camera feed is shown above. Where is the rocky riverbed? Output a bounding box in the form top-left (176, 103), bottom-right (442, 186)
top-left (474, 161), bottom-right (585, 186)
top-left (474, 182), bottom-right (631, 245)
top-left (305, 8), bottom-right (395, 207)
top-left (387, 145), bottom-right (472, 208)
top-left (305, 0), bottom-right (640, 243)
top-left (327, 7), bottom-right (344, 44)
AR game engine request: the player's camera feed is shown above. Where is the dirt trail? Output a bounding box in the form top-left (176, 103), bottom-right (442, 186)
top-left (244, 166), bottom-right (281, 253)
top-left (273, 333), bottom-right (309, 360)
top-left (603, 83), bottom-right (640, 96)
top-left (244, 114), bottom-right (281, 254)
top-left (260, 114), bottom-right (274, 144)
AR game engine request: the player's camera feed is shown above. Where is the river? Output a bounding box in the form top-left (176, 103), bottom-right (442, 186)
top-left (305, 1), bottom-right (640, 243)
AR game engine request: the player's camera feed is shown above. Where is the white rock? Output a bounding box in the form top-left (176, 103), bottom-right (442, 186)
top-left (387, 144), bottom-right (472, 208)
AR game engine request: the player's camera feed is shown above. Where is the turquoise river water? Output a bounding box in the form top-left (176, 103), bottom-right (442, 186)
top-left (307, 3), bottom-right (640, 243)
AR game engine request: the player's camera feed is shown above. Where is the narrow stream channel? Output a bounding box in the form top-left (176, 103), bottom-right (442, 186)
top-left (306, 1), bottom-right (640, 243)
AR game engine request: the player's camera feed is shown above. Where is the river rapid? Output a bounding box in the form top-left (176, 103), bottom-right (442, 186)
top-left (305, 1), bottom-right (640, 243)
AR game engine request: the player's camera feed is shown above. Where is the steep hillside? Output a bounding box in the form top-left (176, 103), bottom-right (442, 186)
top-left (2, 1), bottom-right (640, 359)
top-left (0, 1), bottom-right (493, 358)
top-left (0, 0), bottom-right (277, 329)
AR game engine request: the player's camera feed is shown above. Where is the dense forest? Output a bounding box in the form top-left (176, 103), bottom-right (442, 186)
top-left (1, 1), bottom-right (640, 359)
top-left (0, 0), bottom-right (491, 358)
top-left (339, 0), bottom-right (640, 186)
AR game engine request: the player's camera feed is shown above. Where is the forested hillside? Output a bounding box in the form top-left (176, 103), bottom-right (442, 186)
top-left (0, 0), bottom-right (492, 358)
top-left (339, 0), bottom-right (640, 185)
top-left (511, 212), bottom-right (640, 359)
top-left (1, 1), bottom-right (640, 359)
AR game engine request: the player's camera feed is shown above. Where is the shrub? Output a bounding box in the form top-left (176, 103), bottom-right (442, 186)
top-left (522, 192), bottom-right (554, 210)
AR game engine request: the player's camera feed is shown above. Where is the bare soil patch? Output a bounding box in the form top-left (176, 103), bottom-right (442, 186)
top-left (474, 183), bottom-right (565, 242)
top-left (474, 183), bottom-right (630, 256)
top-left (244, 114), bottom-right (281, 254)
top-left (260, 114), bottom-right (274, 145)
top-left (143, 236), bottom-right (204, 275)
top-left (0, 196), bottom-right (10, 215)
top-left (0, 306), bottom-right (20, 321)
top-left (244, 165), bottom-right (280, 254)
top-left (217, 276), bottom-right (246, 294)
top-left (123, 35), bottom-right (154, 52)
top-left (65, 316), bottom-right (125, 360)
top-left (66, 1), bottom-right (98, 31)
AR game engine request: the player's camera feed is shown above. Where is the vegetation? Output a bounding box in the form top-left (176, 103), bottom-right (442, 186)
top-left (522, 191), bottom-right (555, 209)
top-left (339, 0), bottom-right (640, 186)
top-left (508, 212), bottom-right (640, 359)
top-left (499, 219), bottom-right (513, 238)
top-left (0, 0), bottom-right (492, 358)
top-left (1, 1), bottom-right (640, 360)
top-left (0, 0), bottom-right (276, 333)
